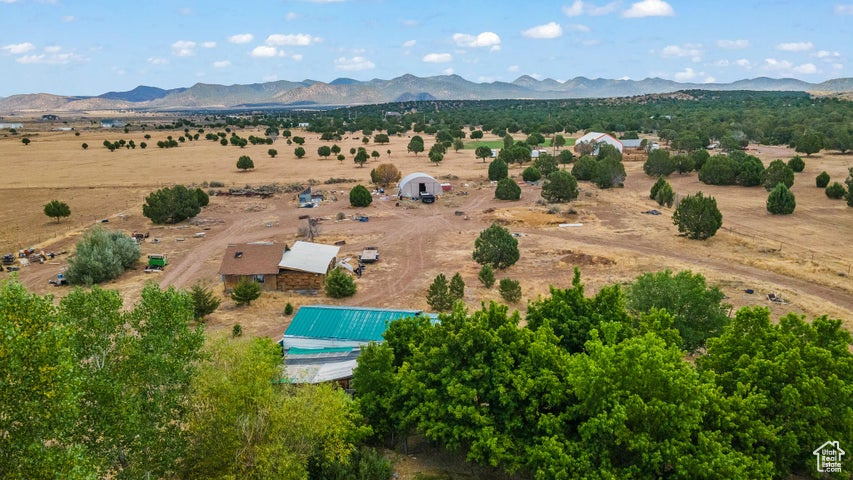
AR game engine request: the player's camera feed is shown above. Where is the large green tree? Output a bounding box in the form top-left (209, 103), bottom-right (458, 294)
top-left (794, 131), bottom-right (823, 156)
top-left (766, 183), bottom-right (796, 214)
top-left (475, 145), bottom-right (493, 162)
top-left (627, 270), bottom-right (729, 351)
top-left (698, 307), bottom-right (853, 478)
top-left (65, 227), bottom-right (141, 285)
top-left (407, 135), bottom-right (424, 156)
top-left (488, 158), bottom-right (508, 181)
top-left (495, 177), bottom-right (521, 200)
top-left (472, 223), bottom-right (519, 270)
top-left (761, 159), bottom-right (795, 191)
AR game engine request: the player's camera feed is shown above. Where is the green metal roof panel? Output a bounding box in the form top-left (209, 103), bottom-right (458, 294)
top-left (287, 346), bottom-right (355, 355)
top-left (284, 305), bottom-right (430, 342)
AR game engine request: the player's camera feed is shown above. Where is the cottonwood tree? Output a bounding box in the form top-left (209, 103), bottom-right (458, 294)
top-left (370, 163), bottom-right (401, 188)
top-left (472, 223), bottom-right (519, 270)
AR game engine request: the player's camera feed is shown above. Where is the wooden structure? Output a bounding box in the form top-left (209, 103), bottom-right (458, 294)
top-left (218, 242), bottom-right (284, 292)
top-left (278, 241), bottom-right (340, 291)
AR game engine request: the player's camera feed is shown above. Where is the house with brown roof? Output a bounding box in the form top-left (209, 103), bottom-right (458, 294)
top-left (218, 241), bottom-right (341, 293)
top-left (218, 242), bottom-right (284, 292)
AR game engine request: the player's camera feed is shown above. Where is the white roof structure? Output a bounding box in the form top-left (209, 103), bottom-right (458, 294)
top-left (398, 172), bottom-right (442, 198)
top-left (575, 132), bottom-right (624, 154)
top-left (278, 241), bottom-right (340, 274)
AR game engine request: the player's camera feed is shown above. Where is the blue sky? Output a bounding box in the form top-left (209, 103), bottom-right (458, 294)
top-left (0, 0), bottom-right (850, 97)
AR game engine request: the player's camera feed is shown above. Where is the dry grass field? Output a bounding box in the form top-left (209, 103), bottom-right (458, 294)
top-left (1, 118), bottom-right (852, 342)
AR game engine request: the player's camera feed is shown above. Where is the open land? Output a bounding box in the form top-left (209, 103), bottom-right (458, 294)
top-left (1, 120), bottom-right (852, 344)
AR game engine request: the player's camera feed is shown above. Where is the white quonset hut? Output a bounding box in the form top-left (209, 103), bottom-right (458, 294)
top-left (574, 132), bottom-right (624, 154)
top-left (398, 172), bottom-right (442, 199)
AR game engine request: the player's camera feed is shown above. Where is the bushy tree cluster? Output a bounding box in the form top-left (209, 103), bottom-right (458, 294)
top-left (65, 227), bottom-right (141, 285)
top-left (142, 185), bottom-right (209, 224)
top-left (352, 268), bottom-right (851, 479)
top-left (541, 170), bottom-right (579, 203)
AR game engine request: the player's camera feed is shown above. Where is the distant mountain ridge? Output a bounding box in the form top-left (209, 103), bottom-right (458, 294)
top-left (1, 74), bottom-right (850, 114)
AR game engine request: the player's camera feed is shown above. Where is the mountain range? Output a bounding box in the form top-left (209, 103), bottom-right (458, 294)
top-left (1, 74), bottom-right (851, 114)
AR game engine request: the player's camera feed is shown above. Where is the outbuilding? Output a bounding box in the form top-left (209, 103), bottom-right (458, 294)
top-left (218, 242), bottom-right (284, 292)
top-left (282, 305), bottom-right (437, 385)
top-left (278, 241), bottom-right (340, 291)
top-left (398, 172), bottom-right (442, 199)
top-left (574, 132), bottom-right (624, 155)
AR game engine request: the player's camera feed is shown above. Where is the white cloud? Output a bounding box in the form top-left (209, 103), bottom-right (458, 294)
top-left (286, 12), bottom-right (299, 20)
top-left (717, 39), bottom-right (748, 49)
top-left (581, 39), bottom-right (600, 46)
top-left (835, 4), bottom-right (853, 14)
top-left (291, 53), bottom-right (303, 61)
top-left (171, 40), bottom-right (196, 56)
top-left (2, 42), bottom-right (36, 54)
top-left (202, 41), bottom-right (216, 48)
top-left (147, 57), bottom-right (168, 65)
top-left (16, 51), bottom-right (82, 64)
top-left (714, 59), bottom-right (729, 67)
top-left (213, 60), bottom-right (231, 68)
top-left (660, 43), bottom-right (702, 60)
top-left (673, 67), bottom-right (699, 81)
top-left (623, 0), bottom-right (675, 17)
top-left (251, 45), bottom-right (279, 57)
top-left (763, 58), bottom-right (793, 69)
top-left (522, 22), bottom-right (563, 39)
top-left (228, 33), bottom-right (254, 44)
top-left (815, 50), bottom-right (840, 58)
top-left (44, 45), bottom-right (61, 53)
top-left (508, 65), bottom-right (520, 72)
top-left (266, 33), bottom-right (321, 46)
top-left (453, 31), bottom-right (501, 48)
top-left (61, 15), bottom-right (74, 22)
top-left (793, 63), bottom-right (817, 74)
top-left (776, 41), bottom-right (813, 52)
top-left (403, 39), bottom-right (416, 48)
top-left (568, 23), bottom-right (591, 32)
top-left (334, 56), bottom-right (375, 71)
top-left (0, 0), bottom-right (20, 3)
top-left (735, 58), bottom-right (751, 67)
top-left (443, 68), bottom-right (455, 75)
top-left (423, 53), bottom-right (452, 63)
top-left (262, 74), bottom-right (278, 82)
top-left (832, 63), bottom-right (844, 70)
top-left (563, 0), bottom-right (583, 16)
top-left (703, 76), bottom-right (716, 83)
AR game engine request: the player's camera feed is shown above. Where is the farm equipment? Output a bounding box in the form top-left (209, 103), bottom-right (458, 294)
top-left (2, 254), bottom-right (14, 265)
top-left (49, 273), bottom-right (68, 286)
top-left (145, 254), bottom-right (168, 273)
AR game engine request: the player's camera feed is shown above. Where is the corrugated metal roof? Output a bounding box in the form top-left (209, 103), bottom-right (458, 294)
top-left (278, 241), bottom-right (339, 274)
top-left (283, 305), bottom-right (428, 342)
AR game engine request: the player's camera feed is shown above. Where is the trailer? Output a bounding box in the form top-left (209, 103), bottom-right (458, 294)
top-left (146, 254), bottom-right (168, 272)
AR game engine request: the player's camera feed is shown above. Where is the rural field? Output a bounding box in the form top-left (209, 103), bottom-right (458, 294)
top-left (1, 119), bottom-right (852, 343)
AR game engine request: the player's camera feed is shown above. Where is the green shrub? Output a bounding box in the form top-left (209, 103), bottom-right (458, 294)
top-left (142, 184), bottom-right (206, 224)
top-left (236, 155), bottom-right (254, 170)
top-left (495, 178), bottom-right (521, 200)
top-left (825, 182), bottom-right (846, 199)
top-left (43, 199), bottom-right (71, 223)
top-left (65, 227), bottom-right (141, 285)
top-left (478, 264), bottom-right (495, 288)
top-left (449, 273), bottom-right (465, 301)
top-left (650, 177), bottom-right (667, 200)
top-left (190, 282), bottom-right (221, 320)
top-left (498, 278), bottom-right (522, 303)
top-left (230, 278), bottom-right (261, 306)
top-left (815, 171), bottom-right (830, 188)
top-left (698, 155), bottom-right (736, 185)
top-left (593, 157), bottom-right (626, 188)
top-left (787, 155), bottom-right (805, 172)
top-left (426, 273), bottom-right (453, 311)
top-left (846, 167), bottom-right (853, 207)
top-left (672, 192), bottom-right (722, 240)
top-left (655, 181), bottom-right (675, 208)
top-left (571, 155), bottom-right (597, 181)
top-left (284, 302), bottom-right (294, 315)
top-left (522, 166), bottom-right (541, 182)
top-left (643, 149), bottom-right (676, 177)
top-left (761, 159), bottom-right (795, 191)
top-left (766, 183), bottom-right (796, 215)
top-left (542, 170), bottom-right (579, 203)
top-left (325, 267), bottom-right (356, 298)
top-left (488, 159), bottom-right (508, 181)
top-left (349, 185), bottom-right (373, 207)
top-left (232, 323), bottom-right (242, 337)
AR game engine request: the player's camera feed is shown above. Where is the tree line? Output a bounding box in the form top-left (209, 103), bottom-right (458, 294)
top-left (352, 268), bottom-right (852, 479)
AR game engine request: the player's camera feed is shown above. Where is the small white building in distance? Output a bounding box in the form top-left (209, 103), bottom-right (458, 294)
top-left (574, 132), bottom-right (624, 154)
top-left (398, 172), bottom-right (442, 199)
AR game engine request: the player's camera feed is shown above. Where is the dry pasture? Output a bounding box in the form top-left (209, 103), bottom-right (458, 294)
top-left (1, 120), bottom-right (851, 339)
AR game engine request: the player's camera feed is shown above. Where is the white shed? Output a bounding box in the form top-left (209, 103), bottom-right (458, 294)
top-left (398, 172), bottom-right (442, 198)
